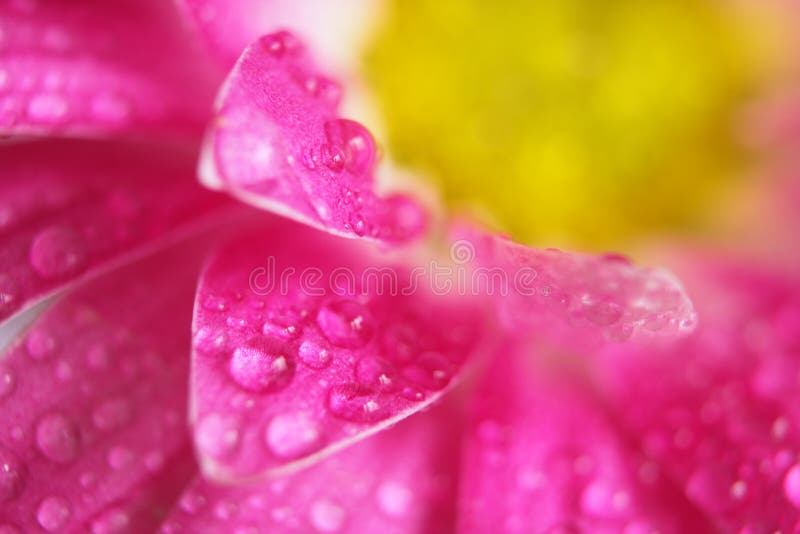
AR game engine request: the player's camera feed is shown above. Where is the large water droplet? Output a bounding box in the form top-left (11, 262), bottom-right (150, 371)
top-left (265, 412), bottom-right (323, 459)
top-left (316, 300), bottom-right (374, 349)
top-left (29, 225), bottom-right (87, 279)
top-left (309, 498), bottom-right (346, 532)
top-left (401, 352), bottom-right (453, 391)
top-left (196, 413), bottom-right (240, 460)
top-left (355, 356), bottom-right (398, 392)
top-left (327, 383), bottom-right (388, 423)
top-left (35, 412), bottom-right (80, 463)
top-left (783, 462), bottom-right (800, 509)
top-left (36, 495), bottom-right (71, 532)
top-left (323, 119), bottom-right (376, 176)
top-left (26, 328), bottom-right (57, 360)
top-left (0, 446), bottom-right (23, 502)
top-left (228, 340), bottom-right (294, 393)
top-left (298, 340), bottom-right (332, 369)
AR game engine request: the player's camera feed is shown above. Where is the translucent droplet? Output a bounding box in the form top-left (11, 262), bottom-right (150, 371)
top-left (36, 495), bottom-right (71, 532)
top-left (302, 75), bottom-right (342, 107)
top-left (26, 328), bottom-right (57, 360)
top-left (298, 340), bottom-right (332, 369)
top-left (107, 446), bottom-right (134, 470)
top-left (0, 446), bottom-right (24, 502)
top-left (228, 341), bottom-right (294, 393)
top-left (202, 294), bottom-right (228, 312)
top-left (35, 412), bottom-right (80, 463)
top-left (355, 357), bottom-right (397, 392)
top-left (327, 383), bottom-right (387, 423)
top-left (29, 225), bottom-right (87, 279)
top-left (27, 94), bottom-right (68, 123)
top-left (580, 479), bottom-right (630, 519)
top-left (265, 412), bottom-right (323, 459)
top-left (309, 498), bottom-right (346, 532)
top-left (0, 364), bottom-right (15, 399)
top-left (260, 31), bottom-right (301, 57)
top-left (91, 507), bottom-right (129, 534)
top-left (323, 119), bottom-right (376, 175)
top-left (196, 413), bottom-right (240, 460)
top-left (376, 481), bottom-right (412, 517)
top-left (783, 462), bottom-right (800, 509)
top-left (316, 300), bottom-right (374, 348)
top-left (0, 275), bottom-right (18, 315)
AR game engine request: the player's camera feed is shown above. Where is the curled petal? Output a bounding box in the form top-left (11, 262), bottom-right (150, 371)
top-left (191, 224), bottom-right (485, 481)
top-left (200, 32), bottom-right (427, 243)
top-left (162, 400), bottom-right (461, 533)
top-left (0, 243), bottom-right (209, 533)
top-left (455, 228), bottom-right (697, 344)
top-left (595, 262), bottom-right (800, 531)
top-left (178, 0), bottom-right (378, 73)
top-left (0, 0), bottom-right (219, 139)
top-left (0, 140), bottom-right (230, 325)
top-left (458, 344), bottom-right (711, 533)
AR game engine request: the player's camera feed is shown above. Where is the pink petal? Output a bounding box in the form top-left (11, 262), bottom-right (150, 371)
top-left (0, 242), bottom-right (208, 533)
top-left (0, 0), bottom-right (219, 139)
top-left (455, 229), bottom-right (697, 344)
top-left (595, 262), bottom-right (800, 531)
top-left (161, 399), bottom-right (461, 533)
top-left (199, 32), bottom-right (427, 243)
top-left (0, 139), bottom-right (229, 325)
top-left (178, 0), bottom-right (378, 73)
top-left (191, 224), bottom-right (484, 481)
top-left (458, 343), bottom-right (712, 533)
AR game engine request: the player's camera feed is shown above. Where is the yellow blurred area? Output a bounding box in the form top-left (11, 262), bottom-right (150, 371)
top-left (364, 0), bottom-right (791, 249)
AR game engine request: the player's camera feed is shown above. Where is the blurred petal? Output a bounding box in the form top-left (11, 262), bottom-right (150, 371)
top-left (0, 242), bottom-right (209, 533)
top-left (458, 229), bottom-right (697, 345)
top-left (191, 224), bottom-right (484, 481)
top-left (177, 0), bottom-right (379, 74)
top-left (162, 399), bottom-right (460, 533)
top-left (595, 261), bottom-right (800, 531)
top-left (458, 344), bottom-right (712, 533)
top-left (199, 32), bottom-right (426, 244)
top-left (0, 139), bottom-right (229, 325)
top-left (0, 0), bottom-right (219, 139)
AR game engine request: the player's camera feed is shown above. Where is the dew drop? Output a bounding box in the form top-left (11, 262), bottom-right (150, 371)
top-left (260, 31), bottom-right (300, 57)
top-left (309, 498), bottom-right (346, 532)
top-left (355, 357), bottom-right (397, 392)
top-left (229, 341), bottom-right (294, 393)
top-left (89, 93), bottom-right (131, 125)
top-left (179, 490), bottom-right (207, 514)
top-left (401, 352), bottom-right (453, 391)
top-left (26, 328), bottom-right (57, 360)
top-left (36, 495), bottom-right (71, 532)
top-left (0, 446), bottom-right (23, 502)
top-left (202, 294), bottom-right (228, 312)
top-left (90, 507), bottom-right (129, 534)
top-left (302, 75), bottom-right (342, 107)
top-left (323, 119), bottom-right (376, 175)
top-left (196, 413), bottom-right (240, 460)
top-left (316, 300), bottom-right (374, 348)
top-left (265, 412), bottom-right (323, 459)
top-left (27, 94), bottom-right (68, 123)
top-left (0, 364), bottom-right (15, 399)
top-left (376, 481), bottom-right (412, 517)
top-left (783, 463), bottom-right (800, 509)
top-left (35, 412), bottom-right (80, 463)
top-left (0, 275), bottom-right (18, 314)
top-left (580, 480), bottom-right (630, 519)
top-left (327, 383), bottom-right (387, 423)
top-left (583, 299), bottom-right (623, 326)
top-left (107, 446), bottom-right (134, 470)
top-left (298, 340), bottom-right (332, 369)
top-left (29, 225), bottom-right (87, 279)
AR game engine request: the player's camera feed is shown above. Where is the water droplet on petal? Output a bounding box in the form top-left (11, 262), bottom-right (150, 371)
top-left (265, 412), bottom-right (323, 459)
top-left (298, 340), bottom-right (332, 369)
top-left (36, 495), bottom-right (71, 532)
top-left (376, 481), bottom-right (412, 517)
top-left (323, 119), bottom-right (376, 175)
top-left (0, 275), bottom-right (19, 314)
top-left (29, 225), bottom-right (87, 279)
top-left (301, 75), bottom-right (342, 107)
top-left (783, 463), bottom-right (800, 509)
top-left (316, 300), bottom-right (374, 348)
top-left (196, 413), bottom-right (240, 460)
top-left (327, 383), bottom-right (387, 423)
top-left (309, 498), bottom-right (346, 532)
top-left (26, 328), bottom-right (57, 360)
top-left (27, 94), bottom-right (68, 124)
top-left (260, 31), bottom-right (301, 57)
top-left (35, 412), bottom-right (80, 463)
top-left (0, 446), bottom-right (24, 502)
top-left (355, 357), bottom-right (397, 392)
top-left (90, 507), bottom-right (129, 534)
top-left (0, 364), bottom-right (15, 399)
top-left (107, 446), bottom-right (134, 470)
top-left (228, 340), bottom-right (294, 393)
top-left (202, 294), bottom-right (228, 312)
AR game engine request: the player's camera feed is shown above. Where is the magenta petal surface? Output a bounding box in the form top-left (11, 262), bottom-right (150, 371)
top-left (0, 140), bottom-right (229, 325)
top-left (191, 224), bottom-right (484, 481)
top-left (162, 400), bottom-right (460, 533)
top-left (200, 33), bottom-right (427, 243)
top-left (0, 0), bottom-right (219, 138)
top-left (0, 243), bottom-right (208, 533)
top-left (178, 0), bottom-right (377, 72)
top-left (458, 345), bottom-right (711, 533)
top-left (596, 263), bottom-right (800, 531)
top-left (458, 229), bottom-right (697, 344)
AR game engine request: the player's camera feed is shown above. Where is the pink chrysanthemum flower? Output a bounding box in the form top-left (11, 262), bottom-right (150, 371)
top-left (0, 1), bottom-right (798, 533)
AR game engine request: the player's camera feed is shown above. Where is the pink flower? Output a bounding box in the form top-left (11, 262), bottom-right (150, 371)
top-left (0, 1), bottom-right (797, 533)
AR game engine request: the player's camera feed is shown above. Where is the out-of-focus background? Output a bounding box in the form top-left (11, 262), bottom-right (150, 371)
top-left (363, 0), bottom-right (800, 252)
